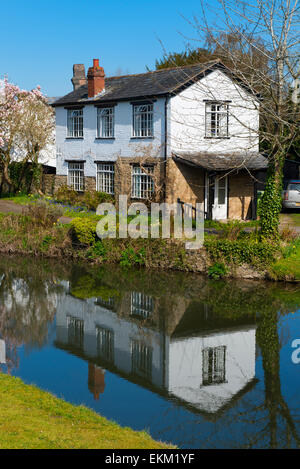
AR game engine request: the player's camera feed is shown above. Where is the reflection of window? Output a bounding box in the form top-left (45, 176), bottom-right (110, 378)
top-left (202, 346), bottom-right (226, 385)
top-left (95, 296), bottom-right (115, 311)
top-left (131, 292), bottom-right (154, 319)
top-left (131, 165), bottom-right (154, 199)
top-left (131, 340), bottom-right (152, 380)
top-left (97, 327), bottom-right (114, 363)
top-left (67, 316), bottom-right (84, 348)
top-left (205, 102), bottom-right (229, 138)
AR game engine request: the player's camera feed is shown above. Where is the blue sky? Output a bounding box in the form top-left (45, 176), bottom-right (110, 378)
top-left (1, 0), bottom-right (216, 97)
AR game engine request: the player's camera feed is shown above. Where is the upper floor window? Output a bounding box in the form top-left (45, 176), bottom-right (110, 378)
top-left (131, 292), bottom-right (154, 319)
top-left (68, 162), bottom-right (84, 192)
top-left (131, 339), bottom-right (152, 380)
top-left (97, 107), bottom-right (114, 138)
top-left (96, 163), bottom-right (114, 195)
top-left (132, 103), bottom-right (153, 137)
top-left (67, 108), bottom-right (83, 138)
top-left (67, 316), bottom-right (84, 349)
top-left (202, 345), bottom-right (226, 386)
top-left (205, 102), bottom-right (229, 138)
top-left (131, 165), bottom-right (154, 199)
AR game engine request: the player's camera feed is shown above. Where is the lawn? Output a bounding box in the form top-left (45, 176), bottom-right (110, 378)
top-left (0, 374), bottom-right (173, 449)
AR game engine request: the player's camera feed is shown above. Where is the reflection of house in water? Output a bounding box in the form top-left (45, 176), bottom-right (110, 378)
top-left (0, 339), bottom-right (5, 364)
top-left (55, 281), bottom-right (257, 416)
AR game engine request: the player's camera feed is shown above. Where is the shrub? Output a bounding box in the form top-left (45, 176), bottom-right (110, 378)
top-left (218, 220), bottom-right (245, 241)
top-left (82, 190), bottom-right (113, 211)
top-left (70, 218), bottom-right (97, 245)
top-left (54, 185), bottom-right (78, 206)
top-left (280, 226), bottom-right (298, 242)
top-left (54, 185), bottom-right (114, 211)
top-left (208, 262), bottom-right (228, 279)
top-left (23, 200), bottom-right (64, 228)
top-left (205, 239), bottom-right (278, 267)
top-left (120, 247), bottom-right (146, 268)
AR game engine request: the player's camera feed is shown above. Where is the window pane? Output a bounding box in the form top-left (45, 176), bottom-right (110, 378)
top-left (133, 104), bottom-right (153, 137)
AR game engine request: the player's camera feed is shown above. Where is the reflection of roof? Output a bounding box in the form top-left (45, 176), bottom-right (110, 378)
top-left (173, 151), bottom-right (268, 171)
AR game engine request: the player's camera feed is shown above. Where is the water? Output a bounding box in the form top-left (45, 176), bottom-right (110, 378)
top-left (0, 255), bottom-right (300, 449)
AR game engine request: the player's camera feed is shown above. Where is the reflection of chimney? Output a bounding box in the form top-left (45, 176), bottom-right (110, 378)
top-left (88, 363), bottom-right (105, 400)
top-left (71, 64), bottom-right (87, 91)
top-left (87, 58), bottom-right (105, 98)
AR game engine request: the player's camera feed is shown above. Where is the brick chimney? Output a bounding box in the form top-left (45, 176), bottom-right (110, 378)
top-left (71, 64), bottom-right (87, 91)
top-left (87, 59), bottom-right (105, 98)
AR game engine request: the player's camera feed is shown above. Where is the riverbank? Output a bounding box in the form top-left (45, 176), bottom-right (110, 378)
top-left (0, 204), bottom-right (299, 282)
top-left (0, 374), bottom-right (173, 449)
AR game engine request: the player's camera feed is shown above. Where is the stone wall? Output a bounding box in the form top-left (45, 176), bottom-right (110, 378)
top-left (165, 158), bottom-right (205, 206)
top-left (228, 171), bottom-right (254, 220)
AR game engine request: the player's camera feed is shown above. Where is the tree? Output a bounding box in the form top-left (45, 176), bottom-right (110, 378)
top-left (0, 79), bottom-right (54, 193)
top-left (186, 0), bottom-right (300, 238)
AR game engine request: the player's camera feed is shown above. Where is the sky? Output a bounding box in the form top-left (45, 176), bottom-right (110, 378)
top-left (0, 0), bottom-right (219, 97)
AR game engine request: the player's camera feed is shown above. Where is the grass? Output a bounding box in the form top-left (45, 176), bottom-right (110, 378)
top-left (0, 373), bottom-right (173, 449)
top-left (269, 237), bottom-right (300, 281)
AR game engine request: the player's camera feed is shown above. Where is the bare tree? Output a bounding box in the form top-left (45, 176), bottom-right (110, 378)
top-left (186, 0), bottom-right (300, 237)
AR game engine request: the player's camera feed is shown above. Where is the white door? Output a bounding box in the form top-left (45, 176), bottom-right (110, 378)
top-left (212, 176), bottom-right (228, 220)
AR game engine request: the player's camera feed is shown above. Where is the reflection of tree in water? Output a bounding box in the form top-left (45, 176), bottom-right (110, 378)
top-left (0, 257), bottom-right (66, 372)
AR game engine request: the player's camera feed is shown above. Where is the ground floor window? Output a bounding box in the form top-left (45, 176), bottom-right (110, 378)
top-left (131, 292), bottom-right (154, 319)
top-left (68, 162), bottom-right (84, 191)
top-left (131, 340), bottom-right (152, 380)
top-left (96, 163), bottom-right (115, 195)
top-left (67, 316), bottom-right (84, 349)
top-left (97, 326), bottom-right (114, 364)
top-left (131, 165), bottom-right (154, 199)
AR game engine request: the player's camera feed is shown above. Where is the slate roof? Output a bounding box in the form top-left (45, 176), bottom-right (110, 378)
top-left (52, 60), bottom-right (237, 107)
top-left (172, 151), bottom-right (268, 171)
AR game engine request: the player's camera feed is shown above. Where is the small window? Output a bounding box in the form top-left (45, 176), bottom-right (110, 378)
top-left (68, 162), bottom-right (84, 192)
top-left (133, 104), bottom-right (153, 137)
top-left (97, 327), bottom-right (114, 363)
top-left (67, 316), bottom-right (84, 349)
top-left (97, 107), bottom-right (114, 138)
top-left (131, 292), bottom-right (154, 319)
top-left (202, 346), bottom-right (226, 385)
top-left (131, 165), bottom-right (154, 199)
top-left (96, 163), bottom-right (114, 195)
top-left (131, 340), bottom-right (152, 380)
top-left (205, 102), bottom-right (229, 138)
top-left (67, 109), bottom-right (83, 138)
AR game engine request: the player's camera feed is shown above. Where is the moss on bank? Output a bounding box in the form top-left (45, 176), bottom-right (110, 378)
top-left (0, 374), bottom-right (173, 449)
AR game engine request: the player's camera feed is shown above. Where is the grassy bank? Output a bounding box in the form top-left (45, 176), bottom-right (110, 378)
top-left (0, 201), bottom-right (298, 281)
top-left (0, 374), bottom-right (172, 449)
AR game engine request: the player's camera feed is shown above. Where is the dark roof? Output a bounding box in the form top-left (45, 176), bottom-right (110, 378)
top-left (173, 151), bottom-right (268, 171)
top-left (52, 60), bottom-right (252, 107)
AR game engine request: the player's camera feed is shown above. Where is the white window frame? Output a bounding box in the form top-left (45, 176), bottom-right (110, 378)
top-left (132, 103), bottom-right (153, 138)
top-left (131, 339), bottom-right (152, 380)
top-left (68, 162), bottom-right (84, 192)
top-left (97, 107), bottom-right (114, 138)
top-left (131, 292), bottom-right (154, 319)
top-left (205, 102), bottom-right (229, 138)
top-left (131, 165), bottom-right (154, 199)
top-left (67, 108), bottom-right (83, 138)
top-left (96, 163), bottom-right (115, 195)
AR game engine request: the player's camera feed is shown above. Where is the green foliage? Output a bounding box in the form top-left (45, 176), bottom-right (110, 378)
top-left (269, 238), bottom-right (300, 281)
top-left (208, 262), bottom-right (228, 279)
top-left (24, 200), bottom-right (64, 228)
top-left (205, 238), bottom-right (278, 267)
top-left (54, 185), bottom-right (113, 211)
top-left (259, 157), bottom-right (284, 239)
top-left (70, 218), bottom-right (97, 245)
top-left (87, 240), bottom-right (107, 260)
top-left (154, 47), bottom-right (214, 70)
top-left (120, 247), bottom-right (146, 268)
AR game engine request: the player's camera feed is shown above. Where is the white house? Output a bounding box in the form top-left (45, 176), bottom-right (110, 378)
top-left (52, 59), bottom-right (268, 220)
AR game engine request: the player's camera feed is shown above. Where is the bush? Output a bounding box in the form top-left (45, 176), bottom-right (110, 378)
top-left (54, 185), bottom-right (78, 206)
top-left (120, 247), bottom-right (146, 268)
top-left (205, 238), bottom-right (278, 267)
top-left (23, 200), bottom-right (64, 228)
top-left (208, 262), bottom-right (228, 279)
top-left (54, 185), bottom-right (114, 211)
top-left (70, 218), bottom-right (97, 245)
top-left (82, 190), bottom-right (113, 211)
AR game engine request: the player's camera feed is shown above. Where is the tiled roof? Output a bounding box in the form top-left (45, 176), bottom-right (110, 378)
top-left (173, 151), bottom-right (268, 171)
top-left (52, 60), bottom-right (226, 107)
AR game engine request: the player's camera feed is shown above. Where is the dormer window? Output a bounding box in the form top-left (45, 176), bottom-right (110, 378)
top-left (67, 108), bottom-right (83, 138)
top-left (205, 102), bottom-right (229, 138)
top-left (97, 107), bottom-right (114, 138)
top-left (132, 103), bottom-right (153, 138)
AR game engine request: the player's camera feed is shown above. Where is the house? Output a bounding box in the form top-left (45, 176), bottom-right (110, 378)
top-left (52, 59), bottom-right (268, 220)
